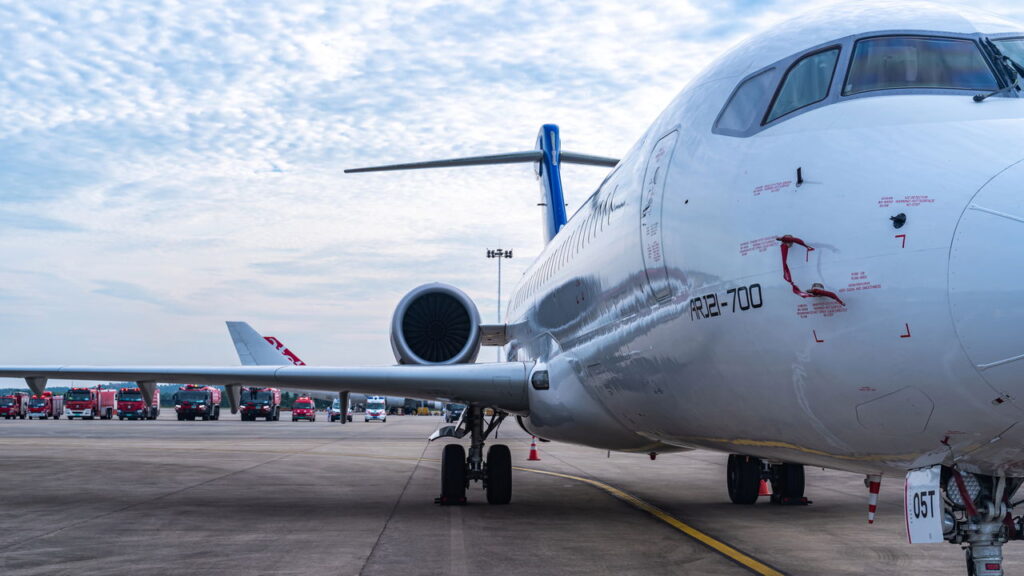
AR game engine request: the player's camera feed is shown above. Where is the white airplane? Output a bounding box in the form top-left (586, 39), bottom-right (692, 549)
top-left (225, 321), bottom-right (420, 415)
top-left (4, 2), bottom-right (1024, 573)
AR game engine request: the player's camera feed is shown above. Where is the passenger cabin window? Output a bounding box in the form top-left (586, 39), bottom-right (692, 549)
top-left (766, 48), bottom-right (840, 123)
top-left (843, 37), bottom-right (997, 95)
top-left (715, 69), bottom-right (776, 134)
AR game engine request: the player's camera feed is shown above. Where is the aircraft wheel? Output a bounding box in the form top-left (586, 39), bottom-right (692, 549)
top-left (440, 444), bottom-right (467, 505)
top-left (727, 454), bottom-right (761, 505)
top-left (771, 463), bottom-right (805, 503)
top-left (485, 445), bottom-right (512, 505)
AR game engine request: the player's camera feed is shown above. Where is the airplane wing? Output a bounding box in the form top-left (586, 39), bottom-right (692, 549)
top-left (0, 363), bottom-right (531, 414)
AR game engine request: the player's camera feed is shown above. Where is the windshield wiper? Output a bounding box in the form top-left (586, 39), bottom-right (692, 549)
top-left (976, 39), bottom-right (1024, 102)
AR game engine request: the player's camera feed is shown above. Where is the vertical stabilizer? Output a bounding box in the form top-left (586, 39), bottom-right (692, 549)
top-left (537, 124), bottom-right (567, 242)
top-left (226, 321), bottom-right (293, 366)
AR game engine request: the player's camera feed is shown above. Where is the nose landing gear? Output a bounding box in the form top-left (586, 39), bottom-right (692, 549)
top-left (433, 404), bottom-right (511, 505)
top-left (941, 472), bottom-right (1024, 576)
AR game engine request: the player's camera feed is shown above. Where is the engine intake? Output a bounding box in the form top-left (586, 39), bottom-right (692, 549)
top-left (391, 283), bottom-right (481, 365)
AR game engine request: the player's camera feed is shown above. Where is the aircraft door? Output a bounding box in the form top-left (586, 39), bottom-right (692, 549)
top-left (639, 131), bottom-right (679, 302)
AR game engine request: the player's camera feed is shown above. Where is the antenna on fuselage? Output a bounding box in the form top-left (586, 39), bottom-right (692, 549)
top-left (344, 124), bottom-right (619, 243)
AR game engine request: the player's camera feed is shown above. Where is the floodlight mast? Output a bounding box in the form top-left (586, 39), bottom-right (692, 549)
top-left (486, 248), bottom-right (513, 361)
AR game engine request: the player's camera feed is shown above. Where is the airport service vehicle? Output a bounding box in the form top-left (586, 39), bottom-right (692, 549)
top-left (364, 397), bottom-right (386, 423)
top-left (328, 398), bottom-right (352, 422)
top-left (444, 404), bottom-right (464, 424)
top-left (116, 387), bottom-right (159, 420)
top-left (27, 391), bottom-right (63, 419)
top-left (0, 392), bottom-right (28, 419)
top-left (173, 384), bottom-right (222, 421)
top-left (13, 4), bottom-right (1024, 573)
top-left (240, 387), bottom-right (281, 421)
top-left (290, 396), bottom-right (316, 422)
top-left (64, 387), bottom-right (116, 420)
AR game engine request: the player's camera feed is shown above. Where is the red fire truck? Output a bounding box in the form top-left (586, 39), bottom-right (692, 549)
top-left (27, 391), bottom-right (64, 420)
top-left (116, 387), bottom-right (160, 420)
top-left (0, 392), bottom-right (28, 419)
top-left (173, 384), bottom-right (222, 421)
top-left (64, 387), bottom-right (117, 420)
top-left (240, 387), bottom-right (281, 421)
top-left (291, 396), bottom-right (317, 422)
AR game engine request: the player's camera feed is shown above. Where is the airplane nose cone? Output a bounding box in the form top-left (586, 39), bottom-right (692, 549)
top-left (949, 160), bottom-right (1024, 400)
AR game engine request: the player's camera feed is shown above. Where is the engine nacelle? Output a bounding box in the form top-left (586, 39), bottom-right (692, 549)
top-left (390, 283), bottom-right (481, 365)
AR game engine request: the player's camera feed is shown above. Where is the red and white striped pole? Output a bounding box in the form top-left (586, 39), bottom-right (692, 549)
top-left (867, 474), bottom-right (882, 524)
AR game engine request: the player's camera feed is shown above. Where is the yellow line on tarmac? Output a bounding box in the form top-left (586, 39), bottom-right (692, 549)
top-left (515, 466), bottom-right (786, 576)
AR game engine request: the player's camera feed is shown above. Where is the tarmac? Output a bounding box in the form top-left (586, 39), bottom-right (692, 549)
top-left (0, 412), bottom-right (1019, 575)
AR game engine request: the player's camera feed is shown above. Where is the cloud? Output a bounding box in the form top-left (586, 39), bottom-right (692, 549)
top-left (0, 0), bottom-right (1022, 377)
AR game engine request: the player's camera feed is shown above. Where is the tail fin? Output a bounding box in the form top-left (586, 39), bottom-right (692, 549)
top-left (226, 322), bottom-right (305, 366)
top-left (344, 124), bottom-right (618, 243)
top-left (263, 336), bottom-right (306, 366)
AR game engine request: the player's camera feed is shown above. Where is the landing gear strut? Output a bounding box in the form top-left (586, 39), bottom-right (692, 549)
top-left (433, 404), bottom-right (510, 505)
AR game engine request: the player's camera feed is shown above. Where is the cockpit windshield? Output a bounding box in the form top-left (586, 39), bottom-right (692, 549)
top-left (241, 390), bottom-right (273, 403)
top-left (29, 398), bottom-right (47, 407)
top-left (0, 398), bottom-right (15, 407)
top-left (66, 390), bottom-right (92, 402)
top-left (367, 401), bottom-right (386, 411)
top-left (117, 392), bottom-right (142, 402)
top-left (177, 391), bottom-right (209, 402)
top-left (994, 38), bottom-right (1024, 69)
top-left (844, 36), bottom-right (998, 95)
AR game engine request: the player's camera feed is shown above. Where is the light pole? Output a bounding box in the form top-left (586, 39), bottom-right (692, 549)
top-left (486, 248), bottom-right (513, 361)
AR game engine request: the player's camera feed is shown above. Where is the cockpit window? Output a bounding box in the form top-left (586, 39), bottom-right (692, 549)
top-left (765, 48), bottom-right (840, 123)
top-left (715, 69), bottom-right (776, 134)
top-left (843, 37), bottom-right (997, 95)
top-left (994, 38), bottom-right (1024, 69)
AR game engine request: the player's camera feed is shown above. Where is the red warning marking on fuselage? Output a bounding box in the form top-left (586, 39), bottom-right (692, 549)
top-left (813, 330), bottom-right (824, 343)
top-left (797, 301), bottom-right (847, 319)
top-left (739, 236), bottom-right (776, 256)
top-left (900, 324), bottom-right (911, 338)
top-left (752, 180), bottom-right (793, 197)
top-left (878, 195), bottom-right (935, 208)
top-left (839, 271), bottom-right (881, 294)
top-left (895, 234), bottom-right (906, 248)
top-left (859, 386), bottom-right (877, 392)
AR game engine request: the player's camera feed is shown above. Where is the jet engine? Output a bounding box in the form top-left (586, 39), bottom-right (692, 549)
top-left (390, 283), bottom-right (481, 365)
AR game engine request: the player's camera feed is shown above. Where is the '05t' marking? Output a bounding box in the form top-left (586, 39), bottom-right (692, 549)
top-left (690, 284), bottom-right (763, 320)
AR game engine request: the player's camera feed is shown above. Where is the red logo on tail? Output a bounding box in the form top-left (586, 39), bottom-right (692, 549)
top-left (264, 336), bottom-right (306, 366)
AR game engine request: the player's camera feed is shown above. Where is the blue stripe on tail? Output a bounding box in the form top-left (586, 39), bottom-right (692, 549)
top-left (537, 124), bottom-right (566, 242)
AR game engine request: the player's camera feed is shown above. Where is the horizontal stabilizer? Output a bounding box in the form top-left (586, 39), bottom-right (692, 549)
top-left (345, 150), bottom-right (618, 174)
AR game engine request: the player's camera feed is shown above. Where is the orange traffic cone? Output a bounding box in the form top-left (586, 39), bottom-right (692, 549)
top-left (528, 436), bottom-right (541, 461)
top-left (759, 479), bottom-right (772, 497)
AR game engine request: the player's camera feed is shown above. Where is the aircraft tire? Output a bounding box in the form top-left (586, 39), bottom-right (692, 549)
top-left (771, 463), bottom-right (805, 502)
top-left (440, 444), bottom-right (467, 505)
top-left (485, 445), bottom-right (512, 505)
top-left (727, 454), bottom-right (761, 505)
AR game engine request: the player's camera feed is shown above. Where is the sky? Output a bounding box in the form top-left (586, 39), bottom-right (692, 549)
top-left (2, 0), bottom-right (1023, 382)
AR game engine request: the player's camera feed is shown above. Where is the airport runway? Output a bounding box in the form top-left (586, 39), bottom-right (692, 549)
top-left (0, 414), bottom-right (1018, 575)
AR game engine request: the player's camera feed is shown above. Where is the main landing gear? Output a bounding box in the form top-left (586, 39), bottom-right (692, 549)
top-left (434, 404), bottom-right (511, 505)
top-left (727, 454), bottom-right (808, 505)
